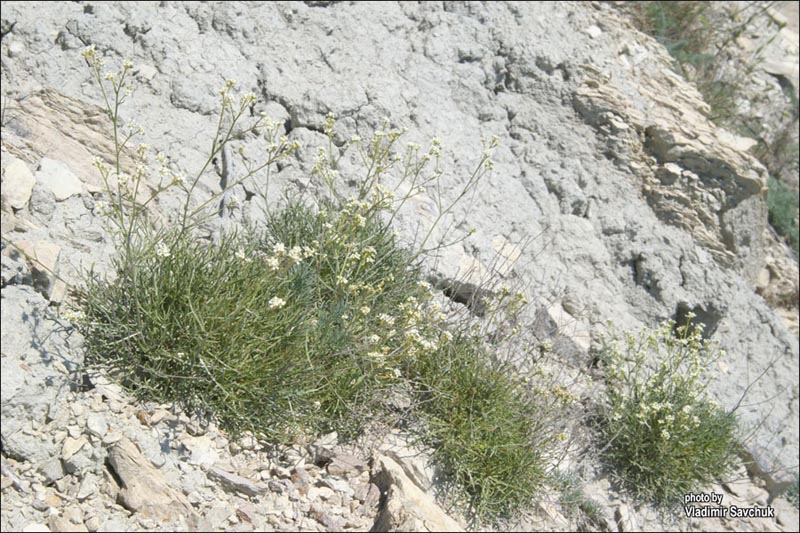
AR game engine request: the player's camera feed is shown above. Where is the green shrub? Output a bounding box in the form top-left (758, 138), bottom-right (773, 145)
top-left (767, 176), bottom-right (800, 257)
top-left (785, 476), bottom-right (799, 509)
top-left (68, 47), bottom-right (566, 522)
top-left (407, 331), bottom-right (567, 520)
top-left (597, 316), bottom-right (739, 505)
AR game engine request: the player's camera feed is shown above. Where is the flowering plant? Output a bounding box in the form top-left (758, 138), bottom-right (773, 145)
top-left (598, 315), bottom-right (739, 504)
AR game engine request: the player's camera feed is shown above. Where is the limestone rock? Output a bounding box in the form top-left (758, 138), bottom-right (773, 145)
top-left (371, 455), bottom-right (462, 532)
top-left (573, 67), bottom-right (768, 281)
top-left (105, 437), bottom-right (198, 530)
top-left (206, 466), bottom-right (269, 497)
top-left (326, 453), bottom-right (368, 477)
top-left (2, 157), bottom-right (36, 210)
top-left (34, 158), bottom-right (83, 201)
top-left (5, 240), bottom-right (61, 301)
top-left (1, 285), bottom-right (79, 464)
top-left (183, 434), bottom-right (219, 466)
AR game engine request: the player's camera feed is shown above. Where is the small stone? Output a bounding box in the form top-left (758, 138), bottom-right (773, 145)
top-left (84, 516), bottom-right (101, 532)
top-left (236, 503), bottom-right (258, 524)
top-left (148, 409), bottom-right (172, 425)
top-left (149, 452), bottom-right (166, 468)
top-left (62, 436), bottom-right (88, 460)
top-left (85, 415), bottom-right (108, 438)
top-left (183, 435), bottom-right (218, 466)
top-left (22, 524), bottom-right (51, 533)
top-left (327, 454), bottom-right (368, 477)
top-left (237, 433), bottom-right (258, 450)
top-left (206, 467), bottom-right (268, 497)
top-left (33, 498), bottom-right (50, 512)
top-left (137, 517), bottom-right (156, 529)
top-left (316, 486), bottom-right (335, 501)
top-left (272, 466), bottom-right (291, 479)
top-left (77, 475), bottom-right (98, 501)
top-left (196, 504), bottom-right (236, 532)
top-left (7, 39), bottom-right (25, 57)
top-left (317, 476), bottom-right (354, 497)
top-left (44, 491), bottom-right (63, 508)
top-left (53, 477), bottom-right (70, 493)
top-left (585, 24), bottom-right (602, 38)
top-left (2, 157), bottom-right (36, 210)
top-left (268, 478), bottom-right (291, 494)
top-left (48, 516), bottom-right (88, 533)
top-left (35, 158), bottom-right (83, 201)
top-left (101, 431), bottom-right (122, 445)
top-left (63, 505), bottom-right (84, 524)
top-left (38, 457), bottom-right (65, 485)
top-left (185, 419), bottom-right (208, 436)
top-left (291, 466), bottom-right (311, 494)
top-left (99, 518), bottom-right (129, 532)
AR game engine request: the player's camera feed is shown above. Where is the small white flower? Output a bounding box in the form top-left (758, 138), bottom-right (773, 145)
top-left (273, 242), bottom-right (286, 256)
top-left (235, 248), bottom-right (251, 262)
top-left (378, 313), bottom-right (395, 326)
top-left (268, 296), bottom-right (286, 310)
top-left (61, 308), bottom-right (85, 323)
top-left (94, 201), bottom-right (112, 216)
top-left (288, 246), bottom-right (303, 263)
top-left (155, 241), bottom-right (170, 258)
top-left (265, 256), bottom-right (280, 271)
top-left (360, 306), bottom-right (371, 315)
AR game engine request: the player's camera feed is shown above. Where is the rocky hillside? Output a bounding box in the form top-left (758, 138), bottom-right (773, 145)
top-left (1, 2), bottom-right (798, 532)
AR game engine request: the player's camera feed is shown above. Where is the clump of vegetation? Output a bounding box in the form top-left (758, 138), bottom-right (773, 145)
top-left (68, 47), bottom-right (569, 522)
top-left (784, 476), bottom-right (799, 509)
top-left (767, 176), bottom-right (800, 257)
top-left (551, 470), bottom-right (607, 530)
top-left (597, 316), bottom-right (739, 505)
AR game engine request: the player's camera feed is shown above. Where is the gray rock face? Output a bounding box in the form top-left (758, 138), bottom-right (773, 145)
top-left (1, 1), bottom-right (798, 531)
top-left (1, 284), bottom-right (82, 464)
